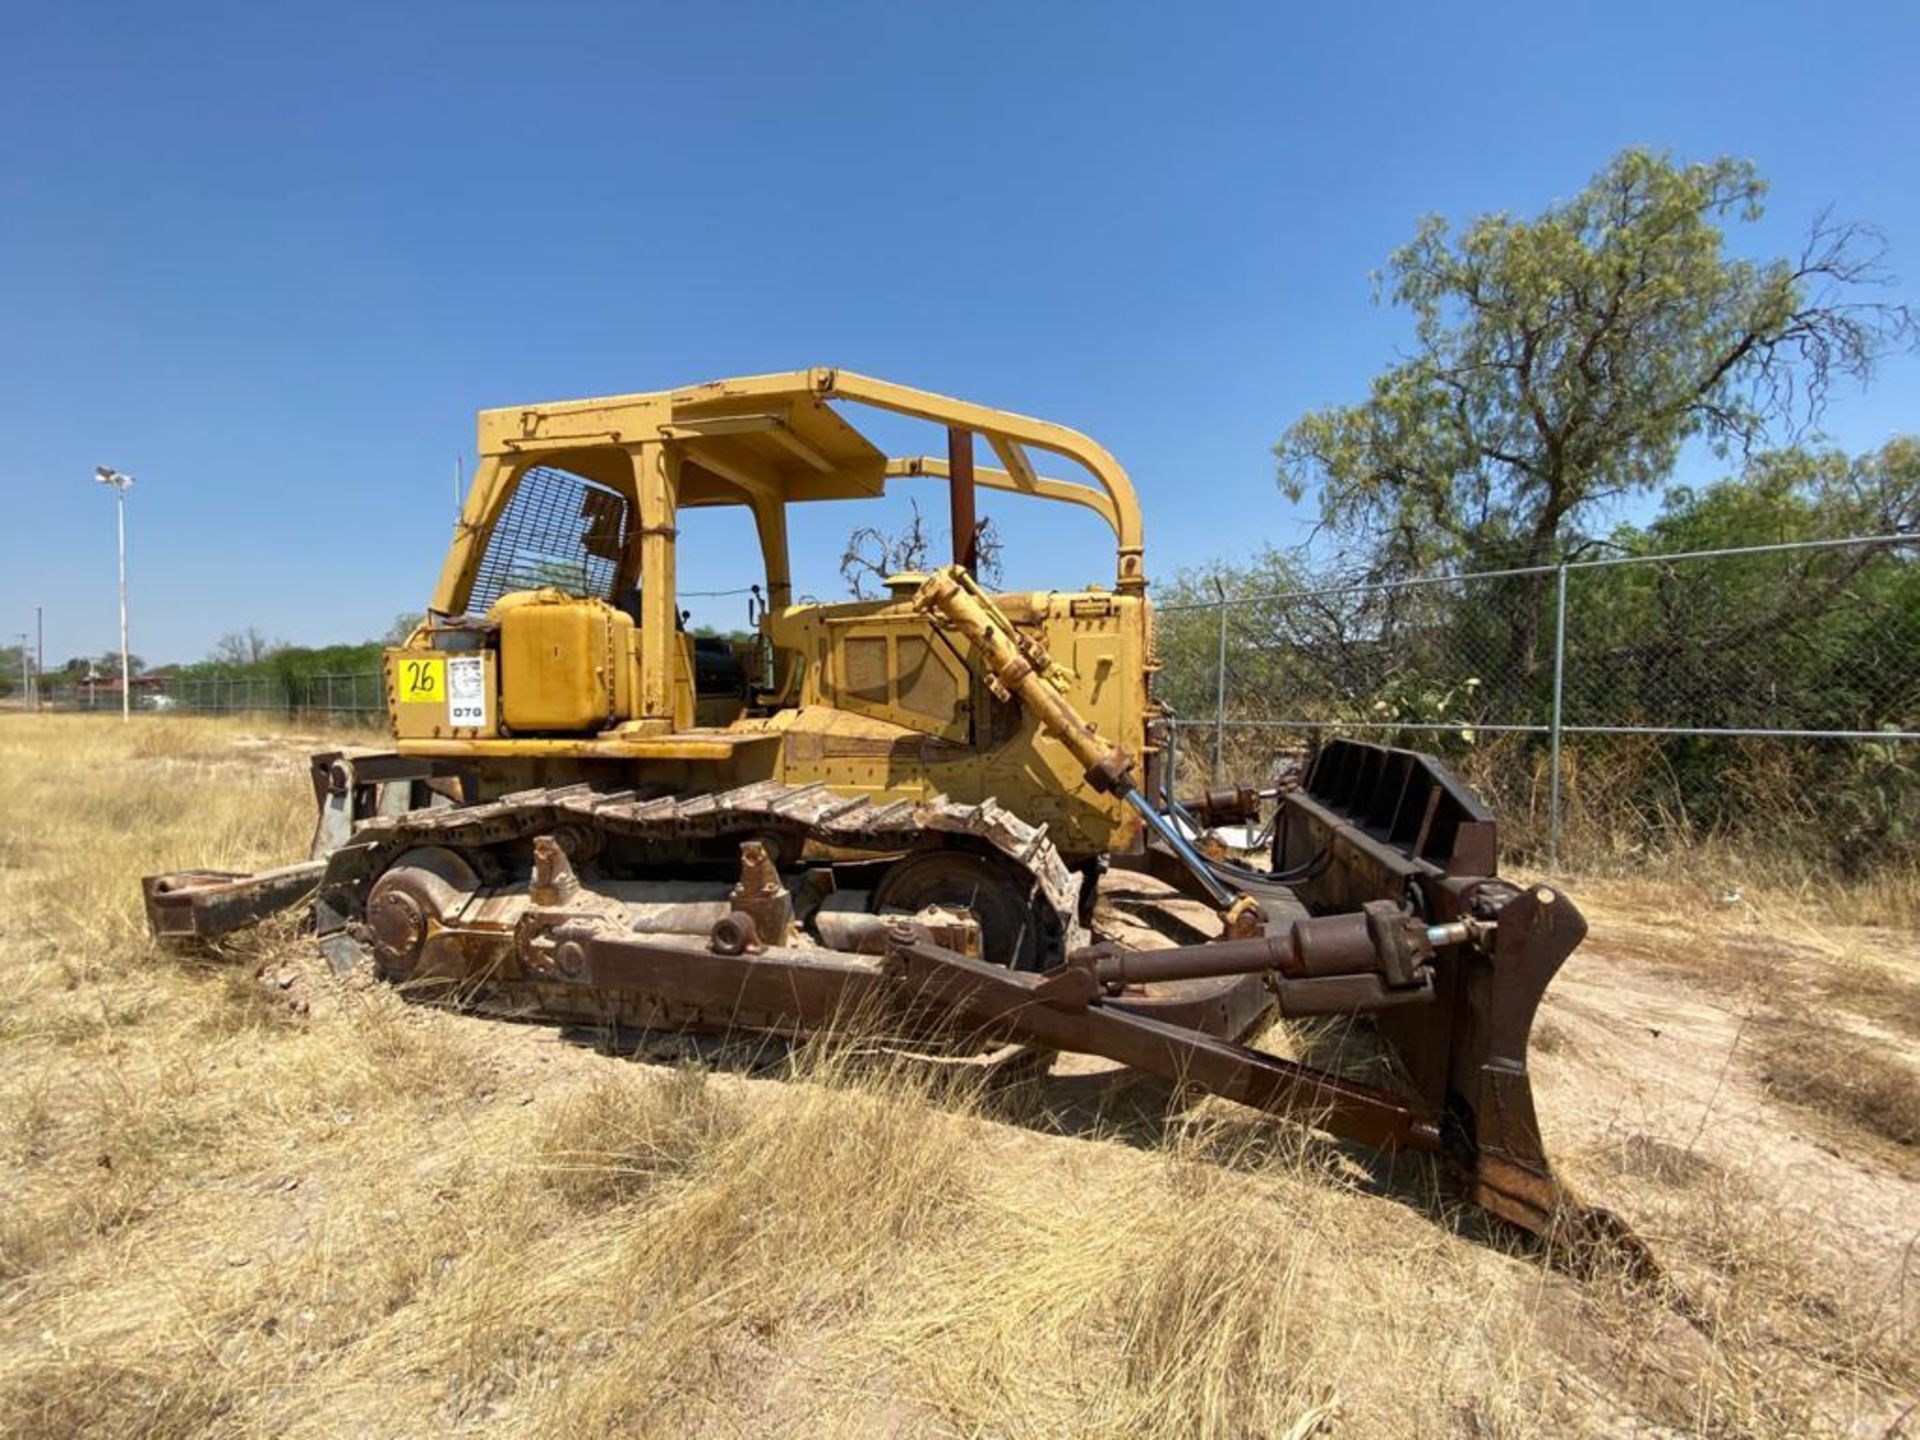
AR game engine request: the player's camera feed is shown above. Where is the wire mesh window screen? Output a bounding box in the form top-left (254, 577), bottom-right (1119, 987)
top-left (468, 467), bottom-right (630, 614)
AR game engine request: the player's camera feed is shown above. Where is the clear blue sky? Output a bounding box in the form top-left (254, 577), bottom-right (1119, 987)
top-left (3, 0), bottom-right (1916, 666)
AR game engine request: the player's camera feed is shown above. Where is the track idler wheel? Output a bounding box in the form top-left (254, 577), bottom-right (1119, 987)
top-left (872, 848), bottom-right (1056, 971)
top-left (364, 847), bottom-right (480, 982)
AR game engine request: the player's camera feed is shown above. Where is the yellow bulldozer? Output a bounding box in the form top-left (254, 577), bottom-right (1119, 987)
top-left (145, 368), bottom-right (1615, 1252)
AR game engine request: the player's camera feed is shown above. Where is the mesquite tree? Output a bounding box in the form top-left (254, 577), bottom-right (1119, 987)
top-left (1277, 149), bottom-right (1916, 688)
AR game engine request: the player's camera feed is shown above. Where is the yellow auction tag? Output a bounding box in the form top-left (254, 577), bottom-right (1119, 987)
top-left (397, 656), bottom-right (446, 703)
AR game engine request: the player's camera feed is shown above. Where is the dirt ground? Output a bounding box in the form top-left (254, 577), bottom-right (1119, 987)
top-left (0, 715), bottom-right (1914, 1437)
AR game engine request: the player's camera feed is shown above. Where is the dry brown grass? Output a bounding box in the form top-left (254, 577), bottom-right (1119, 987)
top-left (1187, 725), bottom-right (1920, 929)
top-left (1, 713), bottom-right (1916, 1436)
top-left (1754, 1020), bottom-right (1920, 1148)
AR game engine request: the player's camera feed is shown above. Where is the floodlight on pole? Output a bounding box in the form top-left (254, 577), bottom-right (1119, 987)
top-left (93, 466), bottom-right (135, 722)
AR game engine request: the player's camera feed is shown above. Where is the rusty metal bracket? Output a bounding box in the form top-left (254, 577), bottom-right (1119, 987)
top-left (142, 862), bottom-right (326, 941)
top-left (882, 935), bottom-right (1445, 1155)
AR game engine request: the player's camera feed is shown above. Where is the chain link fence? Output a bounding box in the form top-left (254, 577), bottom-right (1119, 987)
top-left (52, 533), bottom-right (1919, 878)
top-left (1156, 534), bottom-right (1920, 877)
top-left (60, 671), bottom-right (388, 723)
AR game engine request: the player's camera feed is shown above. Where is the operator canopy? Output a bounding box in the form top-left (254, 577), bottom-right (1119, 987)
top-left (463, 367), bottom-right (1143, 575)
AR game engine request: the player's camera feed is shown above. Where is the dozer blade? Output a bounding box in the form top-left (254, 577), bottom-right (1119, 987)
top-left (1267, 738), bottom-right (1632, 1260)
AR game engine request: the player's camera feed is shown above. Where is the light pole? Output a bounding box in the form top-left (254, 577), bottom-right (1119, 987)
top-left (33, 605), bottom-right (42, 709)
top-left (93, 467), bottom-right (135, 722)
top-left (14, 632), bottom-right (27, 708)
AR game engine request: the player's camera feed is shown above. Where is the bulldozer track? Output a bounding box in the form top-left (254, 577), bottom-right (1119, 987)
top-left (327, 778), bottom-right (1085, 961)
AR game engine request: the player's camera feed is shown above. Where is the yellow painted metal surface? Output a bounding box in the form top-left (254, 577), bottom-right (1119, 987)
top-left (398, 732), bottom-right (777, 763)
top-left (493, 591), bottom-right (631, 733)
top-left (753, 580), bottom-right (1147, 856)
top-left (388, 648), bottom-right (499, 741)
top-left (393, 369), bottom-right (1159, 862)
top-left (431, 368), bottom-right (1145, 618)
top-left (912, 567), bottom-right (1133, 790)
top-left (630, 441), bottom-right (680, 730)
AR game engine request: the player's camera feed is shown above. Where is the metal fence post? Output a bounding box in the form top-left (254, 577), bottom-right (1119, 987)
top-left (1547, 562), bottom-right (1568, 870)
top-left (1212, 580), bottom-right (1228, 785)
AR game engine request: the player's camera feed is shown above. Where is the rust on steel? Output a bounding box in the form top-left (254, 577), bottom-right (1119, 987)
top-left (885, 935), bottom-right (1444, 1155)
top-left (1086, 899), bottom-right (1442, 988)
top-left (727, 839), bottom-right (793, 946)
top-left (144, 732), bottom-right (1615, 1254)
top-left (136, 367), bottom-right (1610, 1252)
top-left (1179, 785), bottom-right (1263, 828)
top-left (947, 425), bottom-right (978, 575)
top-left (142, 742), bottom-right (1621, 1251)
top-left (142, 861), bottom-right (326, 939)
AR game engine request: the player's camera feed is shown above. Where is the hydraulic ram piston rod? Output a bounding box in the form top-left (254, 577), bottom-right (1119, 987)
top-left (1122, 789), bottom-right (1238, 907)
top-left (1086, 913), bottom-right (1482, 987)
top-left (915, 566), bottom-right (1239, 910)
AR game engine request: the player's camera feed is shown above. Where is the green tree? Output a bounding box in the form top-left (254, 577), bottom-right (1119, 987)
top-left (1559, 439), bottom-right (1920, 870)
top-left (0, 643), bottom-right (31, 698)
top-left (1153, 547), bottom-right (1305, 721)
top-left (1278, 149), bottom-right (1916, 685)
top-left (1634, 434), bottom-right (1920, 551)
top-left (1564, 437), bottom-right (1920, 730)
top-left (381, 613), bottom-right (426, 645)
